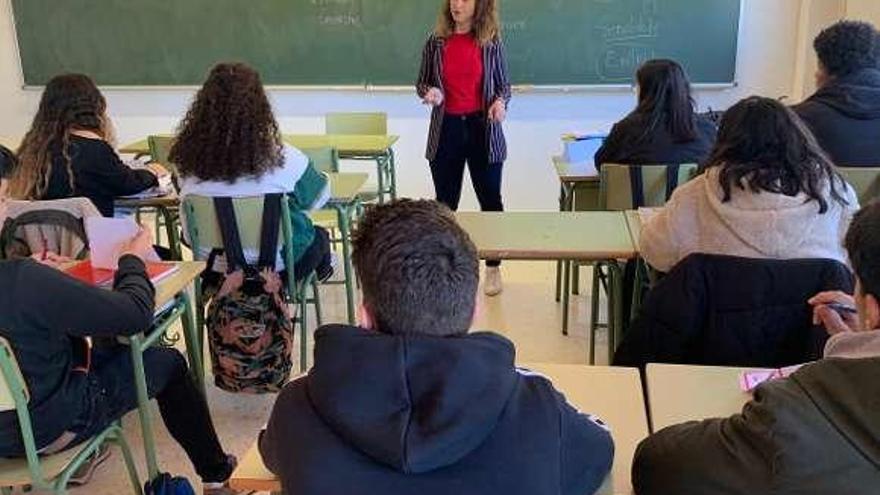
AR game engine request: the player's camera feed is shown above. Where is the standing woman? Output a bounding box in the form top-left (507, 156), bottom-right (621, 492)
top-left (417, 0), bottom-right (511, 296)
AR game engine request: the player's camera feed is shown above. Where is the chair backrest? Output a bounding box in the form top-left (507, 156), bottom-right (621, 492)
top-left (600, 163), bottom-right (698, 211)
top-left (0, 198), bottom-right (100, 260)
top-left (300, 147), bottom-right (340, 173)
top-left (325, 112), bottom-right (387, 135)
top-left (148, 135), bottom-right (180, 189)
top-left (0, 337), bottom-right (29, 412)
top-left (836, 166), bottom-right (880, 205)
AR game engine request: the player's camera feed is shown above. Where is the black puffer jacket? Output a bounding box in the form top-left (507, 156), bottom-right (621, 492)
top-left (613, 253), bottom-right (854, 369)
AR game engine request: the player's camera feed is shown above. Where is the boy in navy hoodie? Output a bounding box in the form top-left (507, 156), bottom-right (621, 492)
top-left (260, 199), bottom-right (614, 495)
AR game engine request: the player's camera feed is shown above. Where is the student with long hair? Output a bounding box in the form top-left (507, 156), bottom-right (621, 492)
top-left (595, 59), bottom-right (716, 168)
top-left (172, 62), bottom-right (333, 281)
top-left (416, 0), bottom-right (511, 296)
top-left (10, 74), bottom-right (166, 217)
top-left (639, 96), bottom-right (858, 273)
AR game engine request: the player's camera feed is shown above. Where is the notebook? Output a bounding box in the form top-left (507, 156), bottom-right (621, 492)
top-left (64, 259), bottom-right (179, 287)
top-left (739, 364), bottom-right (807, 392)
top-left (84, 216), bottom-right (161, 269)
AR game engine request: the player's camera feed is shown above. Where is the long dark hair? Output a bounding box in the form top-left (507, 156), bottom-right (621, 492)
top-left (170, 63), bottom-right (283, 183)
top-left (701, 96), bottom-right (849, 213)
top-left (634, 59), bottom-right (697, 143)
top-left (11, 74), bottom-right (109, 199)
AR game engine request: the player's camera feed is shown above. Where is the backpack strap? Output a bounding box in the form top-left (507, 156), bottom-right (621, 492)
top-left (628, 165), bottom-right (646, 208)
top-left (257, 194), bottom-right (282, 271)
top-left (665, 164), bottom-right (682, 201)
top-left (213, 197), bottom-right (250, 274)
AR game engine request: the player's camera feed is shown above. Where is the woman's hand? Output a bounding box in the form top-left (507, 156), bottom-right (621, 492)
top-left (119, 226), bottom-right (156, 262)
top-left (488, 99), bottom-right (507, 123)
top-left (808, 291), bottom-right (859, 335)
top-left (422, 87), bottom-right (444, 107)
top-left (146, 162), bottom-right (170, 179)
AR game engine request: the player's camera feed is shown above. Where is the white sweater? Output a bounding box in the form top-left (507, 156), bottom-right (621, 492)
top-left (640, 167), bottom-right (860, 273)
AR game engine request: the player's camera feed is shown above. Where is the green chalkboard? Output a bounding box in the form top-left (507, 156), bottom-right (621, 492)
top-left (12, 0), bottom-right (740, 86)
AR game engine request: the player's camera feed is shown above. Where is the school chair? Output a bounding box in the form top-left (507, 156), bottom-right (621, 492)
top-left (144, 135), bottom-right (180, 249)
top-left (0, 336), bottom-right (141, 495)
top-left (0, 198), bottom-right (100, 260)
top-left (586, 163), bottom-right (698, 364)
top-left (324, 112), bottom-right (386, 203)
top-left (837, 166), bottom-right (880, 205)
top-left (181, 194), bottom-right (321, 372)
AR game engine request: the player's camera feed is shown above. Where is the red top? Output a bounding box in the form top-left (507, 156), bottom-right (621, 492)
top-left (442, 33), bottom-right (483, 115)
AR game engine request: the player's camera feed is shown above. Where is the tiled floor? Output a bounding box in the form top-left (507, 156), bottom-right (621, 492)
top-left (34, 261), bottom-right (606, 495)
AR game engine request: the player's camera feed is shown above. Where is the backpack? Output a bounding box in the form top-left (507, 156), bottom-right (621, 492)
top-left (0, 198), bottom-right (100, 260)
top-left (144, 473), bottom-right (196, 495)
top-left (204, 194), bottom-right (294, 394)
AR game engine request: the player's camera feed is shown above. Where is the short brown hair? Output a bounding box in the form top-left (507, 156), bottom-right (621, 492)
top-left (352, 200), bottom-right (479, 336)
top-left (170, 63), bottom-right (283, 183)
top-left (435, 0), bottom-right (500, 45)
top-left (845, 201), bottom-right (880, 300)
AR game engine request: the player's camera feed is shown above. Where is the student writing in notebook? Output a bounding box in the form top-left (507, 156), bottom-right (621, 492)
top-left (0, 161), bottom-right (241, 494)
top-left (9, 74), bottom-right (167, 217)
top-left (632, 201), bottom-right (880, 495)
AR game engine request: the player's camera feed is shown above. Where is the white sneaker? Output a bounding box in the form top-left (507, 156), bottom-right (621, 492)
top-left (484, 266), bottom-right (503, 297)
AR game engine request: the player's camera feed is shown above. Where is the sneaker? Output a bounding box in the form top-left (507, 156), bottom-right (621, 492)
top-left (483, 266), bottom-right (503, 297)
top-left (67, 443), bottom-right (112, 486)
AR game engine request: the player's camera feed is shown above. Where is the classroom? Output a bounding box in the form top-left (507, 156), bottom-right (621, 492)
top-left (1, 0), bottom-right (880, 494)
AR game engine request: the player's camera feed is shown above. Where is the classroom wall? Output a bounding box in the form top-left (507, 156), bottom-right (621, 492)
top-left (846, 0), bottom-right (880, 23)
top-left (0, 0), bottom-right (850, 211)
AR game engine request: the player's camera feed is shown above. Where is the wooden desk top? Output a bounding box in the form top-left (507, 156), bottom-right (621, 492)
top-left (120, 134), bottom-right (400, 156)
top-left (455, 211), bottom-right (637, 261)
top-left (553, 155), bottom-right (598, 183)
top-left (329, 172), bottom-right (368, 202)
top-left (231, 363), bottom-right (645, 495)
top-left (154, 261), bottom-right (204, 308)
top-left (0, 136), bottom-right (20, 150)
top-left (646, 363), bottom-right (767, 432)
top-left (115, 192), bottom-right (180, 209)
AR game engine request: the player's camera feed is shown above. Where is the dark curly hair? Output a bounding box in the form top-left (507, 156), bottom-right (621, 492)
top-left (170, 63), bottom-right (283, 183)
top-left (10, 74), bottom-right (109, 199)
top-left (700, 96), bottom-right (849, 214)
top-left (814, 20), bottom-right (880, 78)
top-left (352, 199), bottom-right (479, 337)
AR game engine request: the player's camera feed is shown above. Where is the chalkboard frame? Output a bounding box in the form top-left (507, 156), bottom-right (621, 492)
top-left (9, 0), bottom-right (743, 91)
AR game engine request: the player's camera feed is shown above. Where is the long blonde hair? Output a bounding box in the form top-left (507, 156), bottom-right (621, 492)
top-left (434, 0), bottom-right (500, 45)
top-left (11, 74), bottom-right (110, 199)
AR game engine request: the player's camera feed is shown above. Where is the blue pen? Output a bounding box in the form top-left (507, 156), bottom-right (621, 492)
top-left (825, 302), bottom-right (857, 316)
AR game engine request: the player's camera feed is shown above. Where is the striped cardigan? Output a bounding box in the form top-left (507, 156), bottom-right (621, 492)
top-left (416, 33), bottom-right (512, 164)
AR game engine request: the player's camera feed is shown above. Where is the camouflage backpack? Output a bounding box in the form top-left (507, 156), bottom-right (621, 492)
top-left (204, 194), bottom-right (293, 394)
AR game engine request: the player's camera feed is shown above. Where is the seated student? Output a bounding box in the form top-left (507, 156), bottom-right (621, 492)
top-left (640, 96), bottom-right (859, 273)
top-left (631, 201), bottom-right (880, 495)
top-left (259, 199), bottom-right (614, 495)
top-left (172, 62), bottom-right (332, 281)
top-left (0, 161), bottom-right (240, 495)
top-left (794, 20), bottom-right (880, 166)
top-left (594, 59), bottom-right (716, 168)
top-left (9, 74), bottom-right (166, 217)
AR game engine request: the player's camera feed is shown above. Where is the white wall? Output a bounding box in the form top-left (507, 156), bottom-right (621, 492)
top-left (0, 0), bottom-right (828, 210)
top-left (846, 0), bottom-right (880, 23)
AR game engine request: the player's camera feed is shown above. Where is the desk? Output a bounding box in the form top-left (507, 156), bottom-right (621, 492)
top-left (120, 134), bottom-right (400, 203)
top-left (646, 363), bottom-right (765, 432)
top-left (125, 261), bottom-right (205, 479)
top-left (456, 211), bottom-right (636, 356)
top-left (0, 136), bottom-right (19, 150)
top-left (230, 363), bottom-right (647, 495)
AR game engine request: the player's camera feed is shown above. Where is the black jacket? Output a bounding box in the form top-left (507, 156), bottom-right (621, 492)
top-left (41, 136), bottom-right (157, 217)
top-left (260, 325), bottom-right (614, 495)
top-left (594, 113), bottom-right (716, 168)
top-left (613, 254), bottom-right (854, 369)
top-left (794, 68), bottom-right (880, 166)
top-left (0, 256), bottom-right (154, 455)
top-left (633, 357), bottom-right (880, 495)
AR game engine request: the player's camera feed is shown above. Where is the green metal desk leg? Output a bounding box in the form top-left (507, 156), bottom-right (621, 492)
top-left (589, 262), bottom-right (603, 364)
top-left (375, 155), bottom-right (386, 205)
top-left (387, 149), bottom-right (398, 201)
top-left (159, 206), bottom-right (181, 261)
top-left (128, 334), bottom-right (160, 480)
top-left (562, 260), bottom-right (571, 335)
top-left (334, 202), bottom-right (357, 324)
top-left (606, 261), bottom-right (625, 365)
top-left (181, 291), bottom-right (205, 392)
